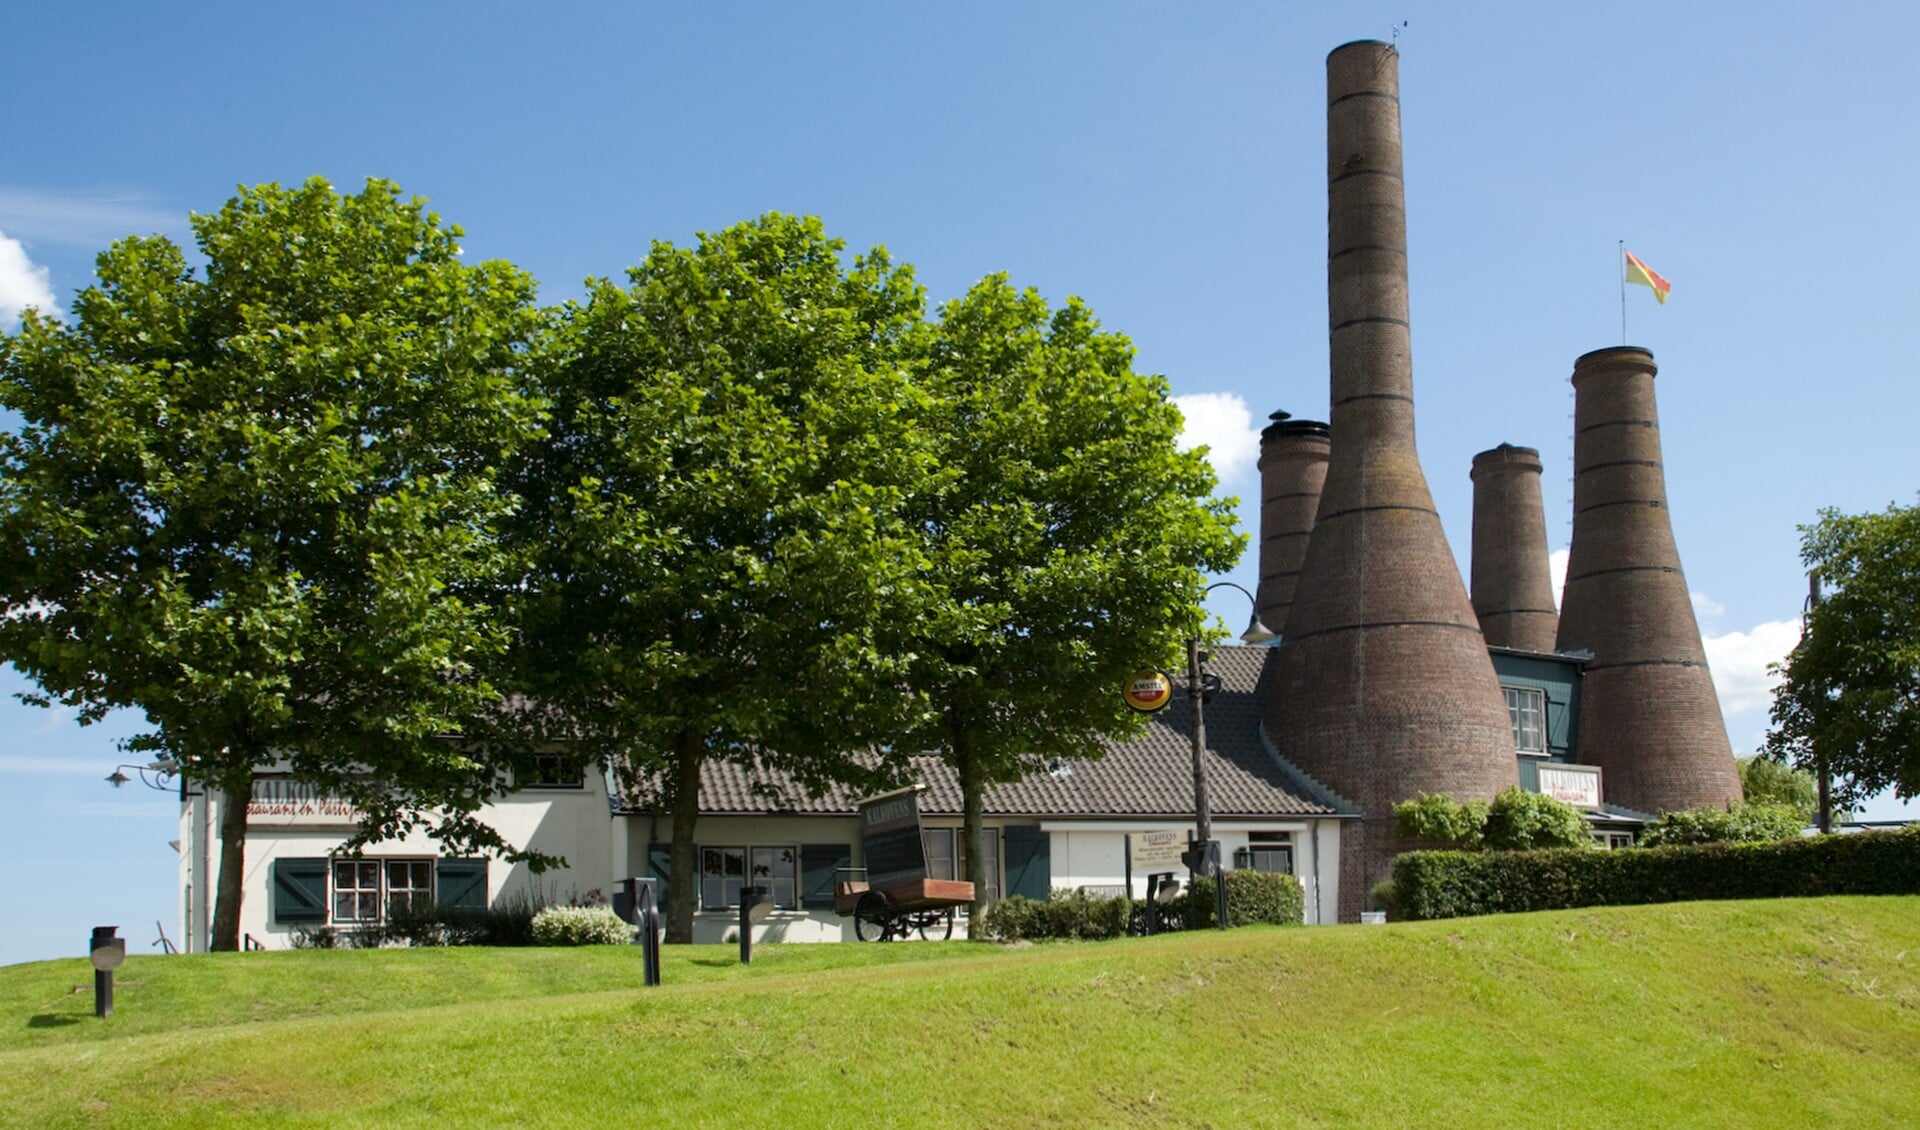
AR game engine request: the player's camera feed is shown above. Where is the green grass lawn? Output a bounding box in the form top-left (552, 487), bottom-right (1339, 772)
top-left (4, 897), bottom-right (1918, 1128)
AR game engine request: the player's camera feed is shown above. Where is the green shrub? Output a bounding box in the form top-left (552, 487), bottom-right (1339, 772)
top-left (1391, 826), bottom-right (1920, 920)
top-left (1639, 801), bottom-right (1807, 846)
top-left (1180, 869), bottom-right (1306, 929)
top-left (1482, 788), bottom-right (1594, 851)
top-left (977, 871), bottom-right (1303, 942)
top-left (1393, 792), bottom-right (1487, 849)
top-left (1393, 788), bottom-right (1589, 851)
top-left (978, 890), bottom-right (1130, 942)
top-left (531, 906), bottom-right (633, 946)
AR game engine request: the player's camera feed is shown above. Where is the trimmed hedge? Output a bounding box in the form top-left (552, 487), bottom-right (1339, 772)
top-left (1179, 870), bottom-right (1307, 929)
top-left (1392, 826), bottom-right (1920, 921)
top-left (978, 871), bottom-right (1306, 942)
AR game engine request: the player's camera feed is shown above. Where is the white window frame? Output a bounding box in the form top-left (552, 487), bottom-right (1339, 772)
top-left (521, 753), bottom-right (585, 790)
top-left (922, 827), bottom-right (1001, 903)
top-left (1237, 831), bottom-right (1295, 875)
top-left (1504, 685), bottom-right (1548, 755)
top-left (331, 858), bottom-right (434, 923)
top-left (699, 844), bottom-right (798, 911)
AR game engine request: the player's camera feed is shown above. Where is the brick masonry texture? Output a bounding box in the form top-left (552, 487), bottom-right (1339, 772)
top-left (1266, 41), bottom-right (1518, 921)
top-left (1470, 444), bottom-right (1560, 652)
top-left (1257, 416), bottom-right (1330, 635)
top-left (1555, 346), bottom-right (1741, 813)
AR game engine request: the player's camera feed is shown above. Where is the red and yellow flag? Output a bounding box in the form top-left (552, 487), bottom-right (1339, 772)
top-left (1623, 249), bottom-right (1671, 304)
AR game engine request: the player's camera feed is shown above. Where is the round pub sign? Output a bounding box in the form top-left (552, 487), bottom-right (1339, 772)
top-left (1122, 670), bottom-right (1174, 713)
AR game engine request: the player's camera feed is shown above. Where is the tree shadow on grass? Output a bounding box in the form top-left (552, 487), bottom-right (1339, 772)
top-left (28, 1014), bottom-right (79, 1029)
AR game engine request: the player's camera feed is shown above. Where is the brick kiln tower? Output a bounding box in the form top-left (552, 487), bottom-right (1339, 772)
top-left (1255, 411), bottom-right (1330, 638)
top-left (1556, 346), bottom-right (1741, 813)
top-left (1470, 444), bottom-right (1561, 653)
top-left (1264, 41), bottom-right (1518, 920)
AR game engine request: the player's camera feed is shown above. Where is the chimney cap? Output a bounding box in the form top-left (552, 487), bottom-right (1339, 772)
top-left (1261, 412), bottom-right (1331, 444)
top-left (1471, 444), bottom-right (1544, 476)
top-left (1329, 39), bottom-right (1393, 58)
top-left (1573, 345), bottom-right (1656, 367)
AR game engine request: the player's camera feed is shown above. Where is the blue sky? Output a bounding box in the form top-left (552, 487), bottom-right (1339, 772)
top-left (3, 3), bottom-right (1916, 966)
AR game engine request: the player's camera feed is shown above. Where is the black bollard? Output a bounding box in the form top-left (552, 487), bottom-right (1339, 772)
top-left (89, 926), bottom-right (125, 1019)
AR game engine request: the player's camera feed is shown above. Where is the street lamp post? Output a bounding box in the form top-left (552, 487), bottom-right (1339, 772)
top-left (1184, 581), bottom-right (1277, 929)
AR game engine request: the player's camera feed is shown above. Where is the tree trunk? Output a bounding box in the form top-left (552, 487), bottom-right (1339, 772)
top-left (665, 731), bottom-right (703, 944)
top-left (954, 720), bottom-right (989, 931)
top-left (208, 763), bottom-right (254, 952)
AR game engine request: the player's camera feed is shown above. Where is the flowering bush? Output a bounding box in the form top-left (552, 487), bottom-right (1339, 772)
top-left (531, 905), bottom-right (633, 946)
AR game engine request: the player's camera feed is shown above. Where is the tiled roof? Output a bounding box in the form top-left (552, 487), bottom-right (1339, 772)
top-left (613, 645), bottom-right (1349, 820)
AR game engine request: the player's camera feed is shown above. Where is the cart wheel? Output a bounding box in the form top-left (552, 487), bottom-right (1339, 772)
top-left (855, 891), bottom-right (893, 942)
top-left (917, 907), bottom-right (955, 941)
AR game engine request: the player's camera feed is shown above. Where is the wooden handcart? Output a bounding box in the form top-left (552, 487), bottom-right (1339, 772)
top-left (833, 784), bottom-right (974, 941)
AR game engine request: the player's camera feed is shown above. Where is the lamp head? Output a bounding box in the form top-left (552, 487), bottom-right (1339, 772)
top-left (1238, 613), bottom-right (1278, 645)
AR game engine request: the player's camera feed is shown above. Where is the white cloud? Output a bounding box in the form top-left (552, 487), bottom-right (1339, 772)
top-left (1691, 591), bottom-right (1726, 619)
top-left (1548, 548), bottom-right (1569, 610)
top-left (1172, 392), bottom-right (1261, 487)
top-left (1703, 618), bottom-right (1802, 720)
top-left (0, 188), bottom-right (180, 247)
top-left (0, 230), bottom-right (57, 326)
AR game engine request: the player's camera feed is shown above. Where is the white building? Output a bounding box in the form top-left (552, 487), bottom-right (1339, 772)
top-left (179, 646), bottom-right (1354, 950)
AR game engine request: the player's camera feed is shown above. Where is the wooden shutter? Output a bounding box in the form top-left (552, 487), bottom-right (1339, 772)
top-left (800, 843), bottom-right (851, 909)
top-left (1002, 826), bottom-right (1051, 902)
top-left (271, 858), bottom-right (329, 923)
top-left (435, 858), bottom-right (488, 910)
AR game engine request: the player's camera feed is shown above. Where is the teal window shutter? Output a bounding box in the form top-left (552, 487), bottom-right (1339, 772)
top-left (800, 843), bottom-right (851, 909)
top-left (647, 843), bottom-right (672, 909)
top-left (271, 858), bottom-right (329, 923)
top-left (1002, 826), bottom-right (1051, 901)
top-left (435, 858), bottom-right (488, 911)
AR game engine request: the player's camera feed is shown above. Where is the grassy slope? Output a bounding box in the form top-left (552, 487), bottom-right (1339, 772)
top-left (2, 897), bottom-right (1917, 1128)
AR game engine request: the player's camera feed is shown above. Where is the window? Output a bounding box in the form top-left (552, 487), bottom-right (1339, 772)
top-left (1504, 686), bottom-right (1547, 754)
top-left (1593, 830), bottom-right (1635, 851)
top-left (923, 828), bottom-right (1001, 903)
top-left (523, 753), bottom-right (584, 789)
top-left (1235, 831), bottom-right (1294, 875)
top-left (332, 859), bottom-right (432, 922)
top-left (700, 845), bottom-right (798, 910)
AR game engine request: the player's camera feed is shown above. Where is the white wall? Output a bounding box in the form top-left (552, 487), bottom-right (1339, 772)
top-left (187, 770), bottom-right (618, 952)
top-left (1040, 818), bottom-right (1343, 926)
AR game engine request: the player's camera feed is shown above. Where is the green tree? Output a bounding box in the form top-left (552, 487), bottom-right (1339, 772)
top-left (1765, 499), bottom-right (1920, 810)
top-left (901, 276), bottom-right (1243, 922)
top-left (1637, 801), bottom-right (1806, 847)
top-left (0, 179), bottom-right (546, 949)
top-left (510, 214), bottom-right (934, 943)
top-left (1737, 755), bottom-right (1819, 824)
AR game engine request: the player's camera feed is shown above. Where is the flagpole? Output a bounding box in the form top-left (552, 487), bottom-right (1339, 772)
top-left (1618, 240), bottom-right (1627, 344)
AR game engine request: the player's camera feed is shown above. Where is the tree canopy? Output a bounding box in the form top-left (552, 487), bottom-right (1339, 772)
top-left (508, 214), bottom-right (937, 941)
top-left (1765, 498), bottom-right (1920, 809)
top-left (0, 178), bottom-right (545, 948)
top-left (899, 275), bottom-right (1243, 918)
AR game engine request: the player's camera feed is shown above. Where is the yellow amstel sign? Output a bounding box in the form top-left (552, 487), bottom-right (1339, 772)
top-left (1122, 670), bottom-right (1174, 713)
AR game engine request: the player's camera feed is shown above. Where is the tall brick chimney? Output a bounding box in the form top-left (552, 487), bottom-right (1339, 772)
top-left (1470, 443), bottom-right (1560, 652)
top-left (1556, 346), bottom-right (1740, 813)
top-left (1264, 41), bottom-right (1518, 921)
top-left (1256, 411), bottom-right (1330, 638)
